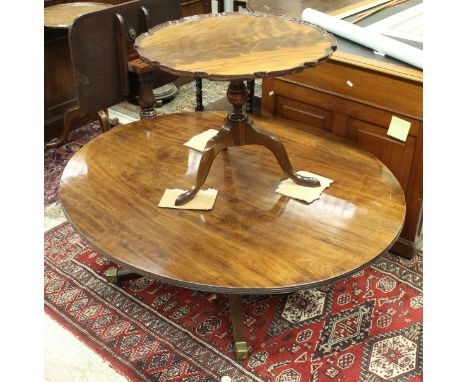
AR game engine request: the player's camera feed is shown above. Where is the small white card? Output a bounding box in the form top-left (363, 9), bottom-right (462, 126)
top-left (183, 129), bottom-right (219, 152)
top-left (158, 188), bottom-right (218, 210)
top-left (387, 116), bottom-right (411, 142)
top-left (275, 171), bottom-right (333, 203)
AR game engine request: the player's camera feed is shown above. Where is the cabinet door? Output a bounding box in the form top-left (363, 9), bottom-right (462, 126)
top-left (276, 95), bottom-right (333, 131)
top-left (347, 118), bottom-right (416, 191)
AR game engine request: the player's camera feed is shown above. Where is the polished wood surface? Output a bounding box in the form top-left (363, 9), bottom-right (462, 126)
top-left (61, 111), bottom-right (405, 293)
top-left (262, 60), bottom-right (421, 257)
top-left (135, 13), bottom-right (336, 80)
top-left (44, 2), bottom-right (113, 28)
top-left (247, 0), bottom-right (385, 19)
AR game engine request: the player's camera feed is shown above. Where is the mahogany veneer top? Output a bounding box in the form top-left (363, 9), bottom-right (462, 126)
top-left (44, 2), bottom-right (113, 28)
top-left (135, 13), bottom-right (336, 80)
top-left (60, 112), bottom-right (405, 294)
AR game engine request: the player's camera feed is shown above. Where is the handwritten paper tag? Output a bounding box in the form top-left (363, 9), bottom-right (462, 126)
top-left (387, 116), bottom-right (411, 142)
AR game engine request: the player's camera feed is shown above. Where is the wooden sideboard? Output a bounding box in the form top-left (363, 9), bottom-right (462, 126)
top-left (262, 50), bottom-right (422, 258)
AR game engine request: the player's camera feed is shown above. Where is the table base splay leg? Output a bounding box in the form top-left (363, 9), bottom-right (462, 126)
top-left (228, 294), bottom-right (248, 360)
top-left (105, 267), bottom-right (142, 286)
top-left (175, 80), bottom-right (321, 206)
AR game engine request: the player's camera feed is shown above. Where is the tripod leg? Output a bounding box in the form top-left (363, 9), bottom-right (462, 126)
top-left (175, 122), bottom-right (233, 205)
top-left (247, 121), bottom-right (321, 187)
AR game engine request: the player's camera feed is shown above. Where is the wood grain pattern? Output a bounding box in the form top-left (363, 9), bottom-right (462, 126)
top-left (262, 58), bottom-right (422, 257)
top-left (135, 13), bottom-right (336, 80)
top-left (60, 111), bottom-right (405, 294)
top-left (44, 2), bottom-right (113, 28)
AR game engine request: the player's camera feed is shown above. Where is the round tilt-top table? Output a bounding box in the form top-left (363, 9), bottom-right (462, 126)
top-left (135, 13), bottom-right (337, 206)
top-left (60, 111), bottom-right (406, 358)
top-left (44, 2), bottom-right (113, 28)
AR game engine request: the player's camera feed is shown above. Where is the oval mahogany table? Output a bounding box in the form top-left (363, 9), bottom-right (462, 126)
top-left (60, 111), bottom-right (406, 358)
top-left (44, 2), bottom-right (113, 28)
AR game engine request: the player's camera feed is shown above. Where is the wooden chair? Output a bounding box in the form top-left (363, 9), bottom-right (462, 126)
top-left (45, 0), bottom-right (181, 149)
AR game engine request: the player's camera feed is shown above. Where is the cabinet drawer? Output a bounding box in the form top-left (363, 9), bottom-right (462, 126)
top-left (348, 118), bottom-right (416, 191)
top-left (276, 96), bottom-right (333, 131)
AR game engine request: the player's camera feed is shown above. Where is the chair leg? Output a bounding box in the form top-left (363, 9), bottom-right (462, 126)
top-left (44, 105), bottom-right (86, 150)
top-left (195, 77), bottom-right (204, 111)
top-left (93, 110), bottom-right (111, 132)
top-left (138, 72), bottom-right (157, 119)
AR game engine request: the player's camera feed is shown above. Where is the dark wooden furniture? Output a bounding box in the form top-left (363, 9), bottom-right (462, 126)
top-left (61, 111), bottom-right (405, 358)
top-left (44, 0), bottom-right (208, 147)
top-left (255, 0), bottom-right (423, 258)
top-left (44, 0), bottom-right (181, 149)
top-left (44, 2), bottom-right (116, 146)
top-left (135, 12), bottom-right (336, 204)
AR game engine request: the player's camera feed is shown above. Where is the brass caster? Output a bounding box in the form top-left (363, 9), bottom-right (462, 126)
top-left (234, 341), bottom-right (248, 360)
top-left (105, 267), bottom-right (118, 284)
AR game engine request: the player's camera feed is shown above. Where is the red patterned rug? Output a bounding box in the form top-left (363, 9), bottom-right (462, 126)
top-left (44, 122), bottom-right (102, 206)
top-left (45, 222), bottom-right (422, 382)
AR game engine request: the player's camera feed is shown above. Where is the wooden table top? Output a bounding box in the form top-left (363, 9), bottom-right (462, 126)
top-left (44, 2), bottom-right (112, 28)
top-left (135, 13), bottom-right (336, 80)
top-left (60, 111), bottom-right (405, 294)
top-left (247, 0), bottom-right (380, 19)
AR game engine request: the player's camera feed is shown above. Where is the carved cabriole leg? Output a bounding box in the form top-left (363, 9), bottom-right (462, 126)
top-left (93, 110), bottom-right (111, 133)
top-left (195, 77), bottom-right (204, 111)
top-left (246, 121), bottom-right (320, 186)
top-left (44, 105), bottom-right (86, 149)
top-left (175, 79), bottom-right (320, 205)
top-left (138, 72), bottom-right (157, 119)
top-left (228, 294), bottom-right (248, 360)
top-left (175, 121), bottom-right (234, 205)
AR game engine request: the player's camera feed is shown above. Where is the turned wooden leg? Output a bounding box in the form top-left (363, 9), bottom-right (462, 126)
top-left (44, 105), bottom-right (86, 150)
top-left (195, 78), bottom-right (204, 111)
top-left (228, 295), bottom-right (248, 359)
top-left (246, 79), bottom-right (255, 114)
top-left (138, 72), bottom-right (157, 119)
top-left (105, 267), bottom-right (142, 286)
